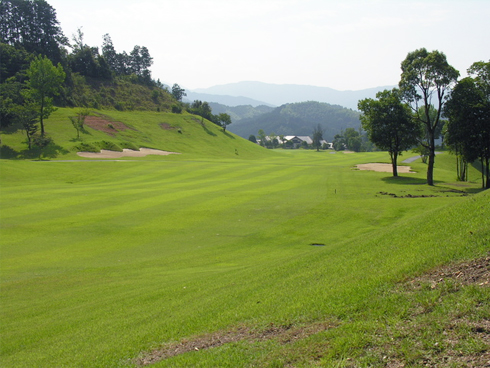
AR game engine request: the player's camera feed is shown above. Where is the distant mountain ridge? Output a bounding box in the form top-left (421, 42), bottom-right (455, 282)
top-left (191, 81), bottom-right (395, 110)
top-left (184, 91), bottom-right (273, 108)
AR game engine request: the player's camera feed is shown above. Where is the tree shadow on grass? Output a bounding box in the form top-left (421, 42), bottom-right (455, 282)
top-left (42, 142), bottom-right (70, 159)
top-left (465, 187), bottom-right (487, 194)
top-left (16, 142), bottom-right (70, 160)
top-left (222, 130), bottom-right (235, 139)
top-left (381, 176), bottom-right (431, 185)
top-left (201, 124), bottom-right (216, 136)
top-left (0, 145), bottom-right (20, 159)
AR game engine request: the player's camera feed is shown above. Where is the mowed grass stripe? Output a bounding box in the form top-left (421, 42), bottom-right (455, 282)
top-left (1, 152), bottom-right (487, 367)
top-left (1, 161), bottom-right (315, 275)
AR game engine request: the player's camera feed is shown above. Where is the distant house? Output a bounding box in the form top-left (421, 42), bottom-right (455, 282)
top-left (282, 135), bottom-right (313, 148)
top-left (259, 135), bottom-right (332, 149)
top-left (320, 140), bottom-right (333, 149)
top-left (296, 136), bottom-right (313, 145)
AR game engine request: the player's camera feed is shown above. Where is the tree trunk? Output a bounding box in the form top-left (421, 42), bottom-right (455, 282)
top-left (480, 157), bottom-right (485, 188)
top-left (456, 155), bottom-right (459, 180)
top-left (427, 131), bottom-right (435, 186)
top-left (486, 157), bottom-right (490, 189)
top-left (391, 152), bottom-right (398, 177)
top-left (40, 95), bottom-right (45, 136)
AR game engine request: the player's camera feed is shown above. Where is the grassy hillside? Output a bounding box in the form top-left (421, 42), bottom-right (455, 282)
top-left (0, 108), bottom-right (271, 160)
top-left (1, 148), bottom-right (488, 367)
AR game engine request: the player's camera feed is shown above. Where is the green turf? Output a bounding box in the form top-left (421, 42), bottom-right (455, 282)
top-left (1, 147), bottom-right (488, 367)
top-left (0, 108), bottom-right (273, 161)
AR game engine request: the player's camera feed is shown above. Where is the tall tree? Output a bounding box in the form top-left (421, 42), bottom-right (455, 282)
top-left (101, 33), bottom-right (117, 72)
top-left (171, 83), bottom-right (186, 102)
top-left (399, 48), bottom-right (459, 185)
top-left (23, 55), bottom-right (65, 136)
top-left (445, 62), bottom-right (490, 188)
top-left (358, 89), bottom-right (421, 176)
top-left (0, 0), bottom-right (68, 62)
top-left (69, 28), bottom-right (111, 79)
top-left (312, 124), bottom-right (324, 151)
top-left (257, 129), bottom-right (267, 147)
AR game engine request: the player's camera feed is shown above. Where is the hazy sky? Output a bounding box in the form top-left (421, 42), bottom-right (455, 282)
top-left (48, 0), bottom-right (489, 91)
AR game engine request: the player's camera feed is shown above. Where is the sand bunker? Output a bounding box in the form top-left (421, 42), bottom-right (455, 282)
top-left (77, 148), bottom-right (179, 158)
top-left (356, 163), bottom-right (415, 173)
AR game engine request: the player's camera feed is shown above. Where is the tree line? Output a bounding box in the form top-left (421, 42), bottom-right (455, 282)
top-left (358, 48), bottom-right (489, 188)
top-left (170, 84), bottom-right (232, 132)
top-left (1, 0), bottom-right (165, 126)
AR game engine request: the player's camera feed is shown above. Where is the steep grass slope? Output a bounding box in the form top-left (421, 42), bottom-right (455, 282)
top-left (0, 108), bottom-right (271, 160)
top-left (1, 150), bottom-right (488, 367)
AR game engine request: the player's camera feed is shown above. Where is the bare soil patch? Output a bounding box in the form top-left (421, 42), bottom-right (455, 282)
top-left (136, 322), bottom-right (336, 366)
top-left (356, 163), bottom-right (415, 173)
top-left (159, 123), bottom-right (175, 130)
top-left (383, 254), bottom-right (490, 368)
top-left (409, 254), bottom-right (490, 289)
top-left (135, 256), bottom-right (490, 366)
top-left (84, 115), bottom-right (133, 136)
top-left (77, 148), bottom-right (179, 158)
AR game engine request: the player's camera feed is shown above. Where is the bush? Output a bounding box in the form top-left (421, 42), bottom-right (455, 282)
top-left (98, 141), bottom-right (123, 152)
top-left (119, 142), bottom-right (139, 151)
top-left (171, 104), bottom-right (182, 113)
top-left (72, 142), bottom-right (99, 152)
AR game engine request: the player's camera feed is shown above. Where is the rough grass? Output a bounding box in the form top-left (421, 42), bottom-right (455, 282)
top-left (0, 137), bottom-right (488, 366)
top-left (0, 108), bottom-right (271, 160)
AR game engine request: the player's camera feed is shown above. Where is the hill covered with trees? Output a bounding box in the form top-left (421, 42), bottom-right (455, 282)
top-left (0, 0), bottom-right (237, 158)
top-left (207, 102), bottom-right (274, 123)
top-left (228, 101), bottom-right (362, 141)
top-left (0, 0), bottom-right (174, 123)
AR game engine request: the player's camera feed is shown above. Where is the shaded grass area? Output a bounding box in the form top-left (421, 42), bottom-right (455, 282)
top-left (0, 151), bottom-right (488, 367)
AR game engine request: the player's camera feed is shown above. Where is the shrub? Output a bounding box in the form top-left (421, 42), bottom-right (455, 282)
top-left (98, 141), bottom-right (122, 152)
top-left (171, 104), bottom-right (182, 113)
top-left (119, 142), bottom-right (139, 151)
top-left (72, 142), bottom-right (99, 152)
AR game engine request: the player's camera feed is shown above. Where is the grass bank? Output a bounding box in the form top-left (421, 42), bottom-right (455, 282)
top-left (0, 150), bottom-right (488, 367)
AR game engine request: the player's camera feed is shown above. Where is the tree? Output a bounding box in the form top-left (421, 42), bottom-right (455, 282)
top-left (0, 0), bottom-right (68, 63)
top-left (216, 113), bottom-right (232, 131)
top-left (399, 48), bottom-right (459, 185)
top-left (344, 128), bottom-right (362, 152)
top-left (32, 134), bottom-right (52, 160)
top-left (171, 84), bottom-right (186, 102)
top-left (358, 89), bottom-right (421, 176)
top-left (248, 134), bottom-right (257, 143)
top-left (269, 132), bottom-right (277, 148)
top-left (312, 124), bottom-right (324, 151)
top-left (13, 103), bottom-right (38, 149)
top-left (257, 129), bottom-right (267, 147)
top-left (445, 66), bottom-right (490, 188)
top-left (468, 60), bottom-right (490, 188)
top-left (279, 134), bottom-right (285, 148)
top-left (101, 33), bottom-right (117, 72)
top-left (69, 108), bottom-right (89, 139)
top-left (69, 28), bottom-right (111, 80)
top-left (332, 132), bottom-right (345, 151)
top-left (23, 55), bottom-right (65, 136)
